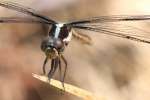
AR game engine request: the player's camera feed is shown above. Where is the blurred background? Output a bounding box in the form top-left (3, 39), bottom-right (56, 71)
top-left (0, 0), bottom-right (150, 100)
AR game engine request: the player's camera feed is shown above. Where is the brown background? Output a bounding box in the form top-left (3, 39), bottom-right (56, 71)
top-left (0, 0), bottom-right (150, 100)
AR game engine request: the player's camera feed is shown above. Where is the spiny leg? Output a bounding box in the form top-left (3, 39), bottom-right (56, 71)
top-left (48, 58), bottom-right (59, 81)
top-left (72, 29), bottom-right (92, 45)
top-left (60, 55), bottom-right (68, 87)
top-left (51, 58), bottom-right (59, 77)
top-left (58, 57), bottom-right (62, 82)
top-left (42, 57), bottom-right (48, 75)
top-left (58, 57), bottom-right (66, 91)
top-left (47, 59), bottom-right (55, 81)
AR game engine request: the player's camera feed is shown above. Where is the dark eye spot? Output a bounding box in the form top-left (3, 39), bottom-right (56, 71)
top-left (59, 26), bottom-right (69, 39)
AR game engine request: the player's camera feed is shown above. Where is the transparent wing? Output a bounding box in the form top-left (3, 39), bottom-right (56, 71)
top-left (72, 22), bottom-right (150, 44)
top-left (68, 15), bottom-right (150, 25)
top-left (0, 17), bottom-right (50, 24)
top-left (0, 1), bottom-right (56, 24)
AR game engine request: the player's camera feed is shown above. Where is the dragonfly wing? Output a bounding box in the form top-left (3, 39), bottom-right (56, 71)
top-left (0, 1), bottom-right (56, 24)
top-left (0, 17), bottom-right (50, 24)
top-left (72, 22), bottom-right (150, 44)
top-left (67, 15), bottom-right (150, 25)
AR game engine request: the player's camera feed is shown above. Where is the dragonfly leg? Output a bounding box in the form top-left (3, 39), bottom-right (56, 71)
top-left (42, 57), bottom-right (48, 75)
top-left (60, 55), bottom-right (67, 90)
top-left (58, 57), bottom-right (62, 81)
top-left (72, 29), bottom-right (92, 45)
top-left (48, 58), bottom-right (59, 81)
top-left (47, 59), bottom-right (55, 81)
top-left (58, 57), bottom-right (66, 91)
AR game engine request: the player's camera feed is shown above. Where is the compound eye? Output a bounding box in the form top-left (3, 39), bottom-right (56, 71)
top-left (41, 40), bottom-right (48, 52)
top-left (40, 37), bottom-right (53, 52)
top-left (41, 37), bottom-right (65, 53)
top-left (55, 39), bottom-right (63, 48)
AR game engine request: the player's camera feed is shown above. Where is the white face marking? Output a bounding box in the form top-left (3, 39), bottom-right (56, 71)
top-left (54, 23), bottom-right (64, 38)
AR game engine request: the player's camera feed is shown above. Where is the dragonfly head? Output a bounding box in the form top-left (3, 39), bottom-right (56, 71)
top-left (41, 37), bottom-right (64, 59)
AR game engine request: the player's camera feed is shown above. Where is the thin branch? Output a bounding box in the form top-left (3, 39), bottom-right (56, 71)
top-left (32, 73), bottom-right (104, 100)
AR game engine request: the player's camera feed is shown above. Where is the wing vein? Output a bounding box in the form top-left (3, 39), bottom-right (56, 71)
top-left (0, 1), bottom-right (56, 24)
top-left (73, 26), bottom-right (150, 44)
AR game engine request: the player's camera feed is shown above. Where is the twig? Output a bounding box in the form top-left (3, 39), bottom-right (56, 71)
top-left (32, 73), bottom-right (104, 100)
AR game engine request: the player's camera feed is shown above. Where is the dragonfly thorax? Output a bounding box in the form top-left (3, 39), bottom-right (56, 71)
top-left (49, 23), bottom-right (72, 44)
top-left (41, 23), bottom-right (72, 58)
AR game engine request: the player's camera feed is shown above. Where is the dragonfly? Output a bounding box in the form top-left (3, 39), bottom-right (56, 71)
top-left (0, 1), bottom-right (150, 88)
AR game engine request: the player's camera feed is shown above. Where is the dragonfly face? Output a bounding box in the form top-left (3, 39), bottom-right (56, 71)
top-left (41, 23), bottom-right (72, 59)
